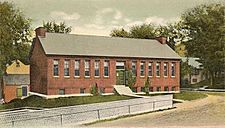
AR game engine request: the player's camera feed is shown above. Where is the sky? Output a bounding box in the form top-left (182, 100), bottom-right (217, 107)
top-left (4, 0), bottom-right (224, 36)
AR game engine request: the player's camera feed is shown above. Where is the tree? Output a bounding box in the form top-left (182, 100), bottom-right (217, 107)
top-left (43, 21), bottom-right (72, 33)
top-left (144, 77), bottom-right (151, 94)
top-left (127, 70), bottom-right (136, 91)
top-left (110, 23), bottom-right (183, 50)
top-left (180, 4), bottom-right (225, 86)
top-left (0, 2), bottom-right (31, 77)
top-left (110, 28), bottom-right (130, 37)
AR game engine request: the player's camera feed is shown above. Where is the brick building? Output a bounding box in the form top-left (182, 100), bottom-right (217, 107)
top-left (30, 27), bottom-right (181, 95)
top-left (1, 60), bottom-right (30, 102)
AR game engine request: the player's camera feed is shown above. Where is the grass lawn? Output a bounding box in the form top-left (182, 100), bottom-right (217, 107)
top-left (0, 95), bottom-right (134, 110)
top-left (173, 91), bottom-right (207, 101)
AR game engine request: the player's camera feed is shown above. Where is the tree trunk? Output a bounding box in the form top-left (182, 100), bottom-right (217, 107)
top-left (210, 71), bottom-right (214, 86)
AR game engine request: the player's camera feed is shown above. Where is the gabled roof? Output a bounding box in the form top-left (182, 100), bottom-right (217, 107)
top-left (6, 60), bottom-right (30, 75)
top-left (38, 33), bottom-right (181, 59)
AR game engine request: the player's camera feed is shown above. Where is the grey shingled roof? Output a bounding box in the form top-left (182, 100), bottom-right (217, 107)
top-left (3, 74), bottom-right (30, 85)
top-left (38, 33), bottom-right (181, 59)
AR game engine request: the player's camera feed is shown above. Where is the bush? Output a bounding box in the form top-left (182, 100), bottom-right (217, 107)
top-left (90, 84), bottom-right (99, 96)
top-left (144, 77), bottom-right (150, 94)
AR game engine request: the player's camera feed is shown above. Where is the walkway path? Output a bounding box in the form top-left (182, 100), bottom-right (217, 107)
top-left (89, 94), bottom-right (225, 128)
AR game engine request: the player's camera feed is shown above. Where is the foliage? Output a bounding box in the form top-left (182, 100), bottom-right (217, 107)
top-left (1, 95), bottom-right (134, 110)
top-left (180, 4), bottom-right (225, 86)
top-left (43, 21), bottom-right (72, 33)
top-left (0, 2), bottom-right (31, 76)
top-left (110, 23), bottom-right (186, 50)
top-left (90, 84), bottom-right (99, 96)
top-left (126, 70), bottom-right (136, 90)
top-left (144, 77), bottom-right (150, 94)
top-left (174, 91), bottom-right (207, 101)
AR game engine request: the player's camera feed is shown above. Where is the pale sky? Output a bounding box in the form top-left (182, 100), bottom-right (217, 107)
top-left (4, 0), bottom-right (224, 36)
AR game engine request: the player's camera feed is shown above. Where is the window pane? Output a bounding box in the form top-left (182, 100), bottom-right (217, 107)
top-left (140, 62), bottom-right (145, 76)
top-left (104, 60), bottom-right (109, 76)
top-left (64, 60), bottom-right (70, 76)
top-left (53, 60), bottom-right (59, 76)
top-left (148, 62), bottom-right (152, 77)
top-left (17, 88), bottom-right (22, 97)
top-left (156, 62), bottom-right (160, 77)
top-left (95, 60), bottom-right (100, 76)
top-left (22, 86), bottom-right (27, 96)
top-left (132, 61), bottom-right (136, 76)
top-left (74, 60), bottom-right (80, 76)
top-left (85, 60), bottom-right (90, 77)
top-left (171, 63), bottom-right (176, 77)
top-left (164, 63), bottom-right (168, 77)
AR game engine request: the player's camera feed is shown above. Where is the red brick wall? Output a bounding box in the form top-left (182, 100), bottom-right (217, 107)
top-left (3, 84), bottom-right (30, 103)
top-left (45, 56), bottom-right (180, 95)
top-left (30, 37), bottom-right (48, 94)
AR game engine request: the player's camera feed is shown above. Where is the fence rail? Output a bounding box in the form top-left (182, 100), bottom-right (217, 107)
top-left (0, 95), bottom-right (173, 127)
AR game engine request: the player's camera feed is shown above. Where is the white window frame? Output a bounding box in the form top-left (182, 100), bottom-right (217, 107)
top-left (140, 61), bottom-right (145, 77)
top-left (148, 62), bottom-right (153, 77)
top-left (104, 60), bottom-right (109, 77)
top-left (156, 62), bottom-right (160, 77)
top-left (171, 62), bottom-right (176, 77)
top-left (94, 60), bottom-right (100, 77)
top-left (84, 60), bottom-right (90, 78)
top-left (53, 59), bottom-right (59, 77)
top-left (164, 63), bottom-right (168, 77)
top-left (74, 60), bottom-right (80, 77)
top-left (64, 60), bottom-right (70, 77)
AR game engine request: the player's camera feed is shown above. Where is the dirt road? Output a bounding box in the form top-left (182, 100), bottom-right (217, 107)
top-left (88, 94), bottom-right (225, 128)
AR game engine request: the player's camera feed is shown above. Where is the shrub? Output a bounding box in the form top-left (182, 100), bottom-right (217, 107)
top-left (144, 77), bottom-right (151, 94)
top-left (90, 83), bottom-right (99, 96)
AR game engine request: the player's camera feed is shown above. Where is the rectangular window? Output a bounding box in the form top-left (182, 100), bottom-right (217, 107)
top-left (156, 62), bottom-right (160, 77)
top-left (59, 89), bottom-right (65, 95)
top-left (157, 86), bottom-right (161, 91)
top-left (85, 60), bottom-right (90, 77)
top-left (171, 62), bottom-right (176, 77)
top-left (74, 60), bottom-right (80, 77)
top-left (53, 60), bottom-right (59, 76)
top-left (64, 60), bottom-right (70, 76)
top-left (164, 86), bottom-right (169, 91)
top-left (22, 86), bottom-right (28, 96)
top-left (16, 87), bottom-right (22, 97)
top-left (141, 87), bottom-right (145, 92)
top-left (140, 61), bottom-right (145, 77)
top-left (104, 60), bottom-right (109, 77)
top-left (148, 62), bottom-right (153, 77)
top-left (94, 60), bottom-right (100, 77)
top-left (80, 88), bottom-right (85, 94)
top-left (164, 63), bottom-right (168, 77)
top-left (132, 61), bottom-right (137, 76)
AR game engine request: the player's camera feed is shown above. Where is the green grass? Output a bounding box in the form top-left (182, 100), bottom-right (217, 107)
top-left (0, 95), bottom-right (134, 110)
top-left (173, 91), bottom-right (207, 101)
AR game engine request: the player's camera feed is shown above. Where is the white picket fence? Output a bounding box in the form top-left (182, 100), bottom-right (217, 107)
top-left (0, 94), bottom-right (173, 127)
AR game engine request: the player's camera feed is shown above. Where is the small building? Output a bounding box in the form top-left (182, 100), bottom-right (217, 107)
top-left (1, 60), bottom-right (30, 102)
top-left (30, 27), bottom-right (181, 95)
top-left (181, 57), bottom-right (206, 85)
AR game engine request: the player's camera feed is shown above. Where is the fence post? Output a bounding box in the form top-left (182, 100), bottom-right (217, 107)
top-left (12, 120), bottom-right (14, 127)
top-left (128, 105), bottom-right (131, 114)
top-left (153, 101), bottom-right (155, 111)
top-left (60, 114), bottom-right (63, 126)
top-left (97, 110), bottom-right (100, 120)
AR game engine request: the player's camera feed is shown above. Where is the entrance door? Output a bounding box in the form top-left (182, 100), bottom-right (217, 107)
top-left (116, 62), bottom-right (125, 85)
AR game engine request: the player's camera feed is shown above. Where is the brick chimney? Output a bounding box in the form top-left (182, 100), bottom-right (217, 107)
top-left (156, 36), bottom-right (167, 44)
top-left (35, 27), bottom-right (46, 37)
